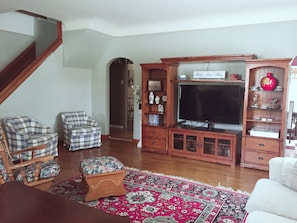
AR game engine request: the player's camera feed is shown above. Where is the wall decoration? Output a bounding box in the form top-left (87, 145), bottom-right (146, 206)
top-left (148, 80), bottom-right (162, 91)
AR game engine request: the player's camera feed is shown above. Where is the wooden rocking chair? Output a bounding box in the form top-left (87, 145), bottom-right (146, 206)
top-left (0, 125), bottom-right (60, 191)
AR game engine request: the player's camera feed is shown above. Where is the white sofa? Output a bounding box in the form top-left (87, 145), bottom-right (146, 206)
top-left (245, 157), bottom-right (297, 223)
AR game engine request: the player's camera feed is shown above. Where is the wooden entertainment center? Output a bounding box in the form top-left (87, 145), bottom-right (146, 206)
top-left (141, 54), bottom-right (291, 169)
top-left (240, 58), bottom-right (291, 170)
top-left (169, 127), bottom-right (241, 167)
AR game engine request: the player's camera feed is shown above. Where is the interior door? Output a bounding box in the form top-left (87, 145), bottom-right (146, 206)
top-left (110, 62), bottom-right (128, 128)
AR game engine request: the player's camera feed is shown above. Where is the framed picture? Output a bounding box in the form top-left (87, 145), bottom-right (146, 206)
top-left (148, 80), bottom-right (162, 91)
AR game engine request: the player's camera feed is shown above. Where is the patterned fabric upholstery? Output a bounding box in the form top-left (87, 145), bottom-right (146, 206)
top-left (0, 126), bottom-right (60, 185)
top-left (81, 156), bottom-right (124, 175)
top-left (2, 116), bottom-right (58, 160)
top-left (0, 160), bottom-right (60, 184)
top-left (0, 160), bottom-right (9, 182)
top-left (61, 111), bottom-right (102, 151)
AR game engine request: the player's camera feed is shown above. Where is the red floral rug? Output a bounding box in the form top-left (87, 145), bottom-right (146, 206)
top-left (50, 167), bottom-right (249, 223)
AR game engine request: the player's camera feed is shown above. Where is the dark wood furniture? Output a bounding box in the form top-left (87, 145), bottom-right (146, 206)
top-left (169, 127), bottom-right (241, 167)
top-left (0, 182), bottom-right (130, 223)
top-left (140, 55), bottom-right (256, 167)
top-left (161, 54), bottom-right (256, 64)
top-left (141, 63), bottom-right (178, 154)
top-left (241, 58), bottom-right (291, 170)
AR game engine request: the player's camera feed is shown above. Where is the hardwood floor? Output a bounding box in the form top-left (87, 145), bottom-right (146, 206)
top-left (110, 120), bottom-right (133, 141)
top-left (54, 138), bottom-right (268, 193)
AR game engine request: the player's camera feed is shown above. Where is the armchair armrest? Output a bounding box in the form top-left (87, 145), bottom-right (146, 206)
top-left (86, 116), bottom-right (99, 127)
top-left (31, 122), bottom-right (52, 134)
top-left (10, 155), bottom-right (54, 170)
top-left (62, 118), bottom-right (75, 129)
top-left (10, 144), bottom-right (47, 159)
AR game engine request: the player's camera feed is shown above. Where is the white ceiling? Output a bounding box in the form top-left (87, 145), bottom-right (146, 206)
top-left (1, 0), bottom-right (297, 37)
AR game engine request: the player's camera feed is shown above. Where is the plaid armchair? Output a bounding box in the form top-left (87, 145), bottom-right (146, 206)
top-left (61, 111), bottom-right (102, 151)
top-left (2, 116), bottom-right (58, 160)
top-left (0, 125), bottom-right (60, 191)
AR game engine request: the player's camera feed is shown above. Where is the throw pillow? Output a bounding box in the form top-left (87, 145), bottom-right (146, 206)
top-left (281, 158), bottom-right (297, 191)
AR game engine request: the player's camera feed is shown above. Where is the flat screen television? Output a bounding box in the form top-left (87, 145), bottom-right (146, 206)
top-left (178, 83), bottom-right (244, 127)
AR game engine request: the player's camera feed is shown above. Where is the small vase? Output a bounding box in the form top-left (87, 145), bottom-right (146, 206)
top-left (260, 72), bottom-right (277, 91)
top-left (149, 92), bottom-right (154, 104)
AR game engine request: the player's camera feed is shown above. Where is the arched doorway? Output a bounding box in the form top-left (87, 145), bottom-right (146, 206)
top-left (109, 58), bottom-right (134, 141)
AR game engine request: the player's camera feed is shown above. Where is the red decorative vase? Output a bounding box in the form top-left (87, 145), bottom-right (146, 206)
top-left (260, 72), bottom-right (277, 91)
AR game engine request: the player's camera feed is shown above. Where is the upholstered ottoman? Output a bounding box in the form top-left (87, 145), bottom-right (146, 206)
top-left (80, 156), bottom-right (126, 201)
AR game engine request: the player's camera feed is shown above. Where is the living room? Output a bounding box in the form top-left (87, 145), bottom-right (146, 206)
top-left (0, 1), bottom-right (297, 142)
top-left (1, 1), bottom-right (297, 222)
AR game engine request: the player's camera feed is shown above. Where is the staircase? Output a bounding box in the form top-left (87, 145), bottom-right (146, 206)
top-left (0, 10), bottom-right (62, 104)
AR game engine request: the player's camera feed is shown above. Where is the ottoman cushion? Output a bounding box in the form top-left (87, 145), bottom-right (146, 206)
top-left (81, 156), bottom-right (124, 175)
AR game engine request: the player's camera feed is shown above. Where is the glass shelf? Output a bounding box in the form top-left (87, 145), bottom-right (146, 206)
top-left (248, 106), bottom-right (282, 112)
top-left (246, 119), bottom-right (281, 124)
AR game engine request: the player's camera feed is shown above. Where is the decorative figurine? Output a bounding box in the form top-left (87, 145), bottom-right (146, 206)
top-left (155, 96), bottom-right (160, 104)
top-left (158, 104), bottom-right (164, 113)
top-left (251, 92), bottom-right (259, 108)
top-left (269, 97), bottom-right (280, 109)
top-left (149, 92), bottom-right (154, 104)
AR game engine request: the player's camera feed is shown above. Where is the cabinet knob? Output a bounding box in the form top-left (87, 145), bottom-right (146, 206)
top-left (258, 143), bottom-right (265, 147)
top-left (258, 157), bottom-right (264, 160)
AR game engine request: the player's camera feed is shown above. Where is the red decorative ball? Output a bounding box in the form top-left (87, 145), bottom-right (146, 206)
top-left (260, 73), bottom-right (277, 91)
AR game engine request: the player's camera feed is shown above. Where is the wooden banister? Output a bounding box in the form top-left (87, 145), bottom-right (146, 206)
top-left (0, 12), bottom-right (62, 104)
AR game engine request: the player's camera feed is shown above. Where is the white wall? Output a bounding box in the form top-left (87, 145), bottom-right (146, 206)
top-left (1, 20), bottom-right (297, 141)
top-left (91, 20), bottom-right (297, 138)
top-left (0, 46), bottom-right (93, 138)
top-left (0, 11), bottom-right (34, 35)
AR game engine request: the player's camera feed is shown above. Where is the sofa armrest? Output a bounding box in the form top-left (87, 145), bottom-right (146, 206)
top-left (269, 157), bottom-right (285, 182)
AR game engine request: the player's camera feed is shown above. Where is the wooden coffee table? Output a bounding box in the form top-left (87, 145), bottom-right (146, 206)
top-left (0, 182), bottom-right (130, 223)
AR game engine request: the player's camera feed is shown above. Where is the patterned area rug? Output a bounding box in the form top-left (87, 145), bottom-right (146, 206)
top-left (50, 167), bottom-right (249, 223)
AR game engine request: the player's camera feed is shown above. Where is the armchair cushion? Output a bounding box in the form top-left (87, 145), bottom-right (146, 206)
top-left (1, 160), bottom-right (60, 185)
top-left (61, 111), bottom-right (102, 151)
top-left (14, 160), bottom-right (60, 183)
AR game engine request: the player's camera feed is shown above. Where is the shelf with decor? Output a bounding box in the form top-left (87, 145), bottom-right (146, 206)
top-left (140, 63), bottom-right (178, 154)
top-left (141, 55), bottom-right (261, 166)
top-left (241, 58), bottom-right (291, 170)
top-left (162, 54), bottom-right (257, 82)
top-left (174, 79), bottom-right (245, 84)
top-left (140, 54), bottom-right (254, 162)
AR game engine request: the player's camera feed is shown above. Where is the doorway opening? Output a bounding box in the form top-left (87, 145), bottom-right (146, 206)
top-left (109, 58), bottom-right (134, 141)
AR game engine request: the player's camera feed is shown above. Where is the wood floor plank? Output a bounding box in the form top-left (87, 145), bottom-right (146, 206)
top-left (54, 139), bottom-right (268, 193)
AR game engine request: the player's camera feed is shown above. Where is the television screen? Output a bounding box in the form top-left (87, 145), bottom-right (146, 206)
top-left (178, 84), bottom-right (244, 125)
